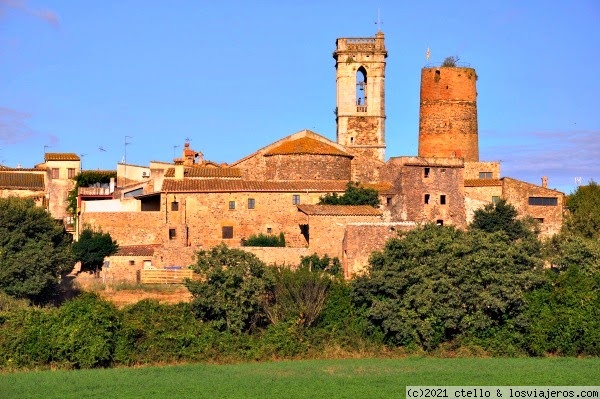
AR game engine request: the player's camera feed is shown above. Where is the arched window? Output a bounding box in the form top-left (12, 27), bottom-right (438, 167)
top-left (356, 67), bottom-right (367, 106)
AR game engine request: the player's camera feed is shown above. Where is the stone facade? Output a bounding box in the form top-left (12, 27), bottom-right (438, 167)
top-left (334, 32), bottom-right (387, 161)
top-left (419, 67), bottom-right (479, 161)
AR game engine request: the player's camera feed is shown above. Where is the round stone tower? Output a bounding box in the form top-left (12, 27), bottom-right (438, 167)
top-left (418, 66), bottom-right (479, 161)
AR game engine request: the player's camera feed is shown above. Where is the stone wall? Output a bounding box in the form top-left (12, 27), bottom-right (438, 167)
top-left (464, 161), bottom-right (500, 180)
top-left (264, 154), bottom-right (351, 180)
top-left (343, 222), bottom-right (416, 278)
top-left (79, 211), bottom-right (166, 246)
top-left (502, 177), bottom-right (564, 237)
top-left (464, 185), bottom-right (502, 224)
top-left (241, 247), bottom-right (310, 267)
top-left (419, 67), bottom-right (478, 161)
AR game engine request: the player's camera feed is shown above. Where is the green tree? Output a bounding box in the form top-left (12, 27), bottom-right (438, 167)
top-left (243, 232), bottom-right (285, 247)
top-left (319, 182), bottom-right (380, 207)
top-left (0, 197), bottom-right (73, 303)
top-left (184, 244), bottom-right (274, 333)
top-left (470, 199), bottom-right (537, 241)
top-left (299, 253), bottom-right (342, 276)
top-left (352, 224), bottom-right (543, 349)
top-left (72, 228), bottom-right (118, 274)
top-left (564, 180), bottom-right (600, 239)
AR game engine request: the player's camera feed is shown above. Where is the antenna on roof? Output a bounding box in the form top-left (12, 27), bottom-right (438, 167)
top-left (375, 8), bottom-right (383, 31)
top-left (426, 47), bottom-right (431, 62)
top-left (98, 146), bottom-right (106, 152)
top-left (44, 145), bottom-right (51, 155)
top-left (173, 144), bottom-right (180, 159)
top-left (575, 177), bottom-right (582, 186)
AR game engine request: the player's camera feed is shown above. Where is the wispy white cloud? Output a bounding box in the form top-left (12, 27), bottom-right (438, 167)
top-left (0, 0), bottom-right (59, 27)
top-left (481, 129), bottom-right (600, 192)
top-left (0, 106), bottom-right (35, 144)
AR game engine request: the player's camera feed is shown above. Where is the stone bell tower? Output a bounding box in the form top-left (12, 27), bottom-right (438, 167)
top-left (333, 31), bottom-right (387, 161)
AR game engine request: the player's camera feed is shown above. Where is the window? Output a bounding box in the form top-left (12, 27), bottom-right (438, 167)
top-left (267, 227), bottom-right (272, 234)
top-left (292, 194), bottom-right (300, 205)
top-left (248, 198), bottom-right (255, 209)
top-left (68, 168), bottom-right (76, 179)
top-left (492, 196), bottom-right (500, 205)
top-left (479, 172), bottom-right (492, 179)
top-left (424, 194), bottom-right (430, 204)
top-left (436, 220), bottom-right (444, 226)
top-left (129, 260), bottom-right (135, 266)
top-left (169, 228), bottom-right (176, 240)
top-left (440, 195), bottom-right (446, 205)
top-left (528, 197), bottom-right (558, 206)
top-left (51, 168), bottom-right (59, 179)
top-left (534, 218), bottom-right (544, 224)
top-left (386, 197), bottom-right (392, 205)
top-left (171, 201), bottom-right (179, 211)
top-left (229, 201), bottom-right (236, 210)
top-left (222, 226), bottom-right (233, 239)
top-left (424, 167), bottom-right (430, 178)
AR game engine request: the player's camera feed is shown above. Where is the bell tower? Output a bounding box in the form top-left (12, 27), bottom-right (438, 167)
top-left (333, 31), bottom-right (387, 161)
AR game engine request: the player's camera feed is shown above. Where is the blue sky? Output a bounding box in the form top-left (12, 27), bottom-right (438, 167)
top-left (1, 1), bottom-right (598, 194)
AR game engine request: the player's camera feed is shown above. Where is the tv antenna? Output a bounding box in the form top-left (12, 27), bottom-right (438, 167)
top-left (173, 144), bottom-right (180, 159)
top-left (375, 8), bottom-right (383, 31)
top-left (575, 177), bottom-right (582, 186)
top-left (80, 153), bottom-right (87, 171)
top-left (98, 146), bottom-right (106, 152)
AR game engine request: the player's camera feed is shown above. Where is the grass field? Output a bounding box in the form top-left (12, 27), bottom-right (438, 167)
top-left (1, 358), bottom-right (598, 399)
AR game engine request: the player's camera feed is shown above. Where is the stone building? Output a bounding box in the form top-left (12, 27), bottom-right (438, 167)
top-left (68, 31), bottom-right (565, 280)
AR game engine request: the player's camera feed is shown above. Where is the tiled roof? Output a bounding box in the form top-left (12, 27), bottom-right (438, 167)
top-left (44, 153), bottom-right (80, 161)
top-left (164, 167), bottom-right (242, 178)
top-left (162, 179), bottom-right (349, 193)
top-left (113, 245), bottom-right (159, 257)
top-left (264, 137), bottom-right (352, 158)
top-left (297, 204), bottom-right (383, 216)
top-left (362, 181), bottom-right (394, 194)
top-left (0, 172), bottom-right (45, 190)
top-left (464, 179), bottom-right (502, 187)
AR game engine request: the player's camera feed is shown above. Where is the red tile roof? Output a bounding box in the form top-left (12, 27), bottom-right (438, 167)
top-left (464, 179), bottom-right (502, 187)
top-left (264, 137), bottom-right (352, 158)
top-left (297, 204), bottom-right (382, 216)
top-left (44, 153), bottom-right (80, 161)
top-left (113, 245), bottom-right (159, 257)
top-left (164, 167), bottom-right (242, 178)
top-left (161, 179), bottom-right (349, 193)
top-left (362, 181), bottom-right (394, 194)
top-left (0, 172), bottom-right (45, 190)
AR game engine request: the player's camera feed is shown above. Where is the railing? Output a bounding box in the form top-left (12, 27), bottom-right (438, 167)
top-left (356, 106), bottom-right (367, 112)
top-left (138, 269), bottom-right (194, 284)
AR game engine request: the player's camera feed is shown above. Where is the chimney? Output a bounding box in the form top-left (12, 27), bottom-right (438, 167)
top-left (541, 176), bottom-right (548, 188)
top-left (175, 163), bottom-right (184, 179)
top-left (109, 177), bottom-right (115, 193)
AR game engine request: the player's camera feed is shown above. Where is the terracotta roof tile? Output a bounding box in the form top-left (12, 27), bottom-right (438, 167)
top-left (361, 181), bottom-right (394, 194)
top-left (44, 153), bottom-right (80, 161)
top-left (264, 137), bottom-right (352, 158)
top-left (161, 179), bottom-right (349, 193)
top-left (0, 172), bottom-right (45, 190)
top-left (464, 179), bottom-right (502, 187)
top-left (297, 204), bottom-right (382, 216)
top-left (114, 245), bottom-right (159, 257)
top-left (164, 167), bottom-right (242, 178)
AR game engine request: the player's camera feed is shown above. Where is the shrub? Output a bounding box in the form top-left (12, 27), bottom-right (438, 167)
top-left (299, 253), bottom-right (342, 276)
top-left (243, 232), bottom-right (285, 247)
top-left (185, 244), bottom-right (274, 333)
top-left (441, 56), bottom-right (459, 67)
top-left (319, 182), bottom-right (380, 207)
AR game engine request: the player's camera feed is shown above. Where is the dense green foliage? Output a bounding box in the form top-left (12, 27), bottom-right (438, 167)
top-left (299, 253), bottom-right (342, 276)
top-left (243, 232), bottom-right (286, 247)
top-left (471, 198), bottom-right (537, 240)
top-left (2, 358), bottom-right (599, 399)
top-left (184, 244), bottom-right (274, 333)
top-left (319, 182), bottom-right (380, 207)
top-left (564, 180), bottom-right (600, 239)
top-left (72, 228), bottom-right (118, 273)
top-left (66, 170), bottom-right (117, 215)
top-left (353, 224), bottom-right (543, 349)
top-left (0, 197), bottom-right (73, 303)
top-left (442, 56), bottom-right (459, 67)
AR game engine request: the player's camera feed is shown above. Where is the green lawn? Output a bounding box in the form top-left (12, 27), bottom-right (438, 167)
top-left (0, 358), bottom-right (598, 399)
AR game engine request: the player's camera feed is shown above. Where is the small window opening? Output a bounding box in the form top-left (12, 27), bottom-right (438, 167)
top-left (440, 195), bottom-right (446, 205)
top-left (534, 218), bottom-right (544, 224)
top-left (229, 201), bottom-right (236, 210)
top-left (479, 172), bottom-right (492, 179)
top-left (292, 194), bottom-right (300, 205)
top-left (441, 168), bottom-right (446, 173)
top-left (424, 194), bottom-right (430, 204)
top-left (68, 168), bottom-right (76, 179)
top-left (169, 228), bottom-right (176, 240)
top-left (129, 260), bottom-right (135, 266)
top-left (222, 226), bottom-right (233, 239)
top-left (356, 67), bottom-right (367, 106)
top-left (492, 196), bottom-right (500, 205)
top-left (350, 137), bottom-right (354, 144)
top-left (267, 227), bottom-right (272, 234)
top-left (424, 167), bottom-right (430, 178)
top-left (436, 220), bottom-right (444, 226)
top-left (386, 197), bottom-right (392, 205)
top-left (171, 201), bottom-right (179, 211)
top-left (51, 168), bottom-right (59, 179)
top-left (248, 198), bottom-right (255, 209)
